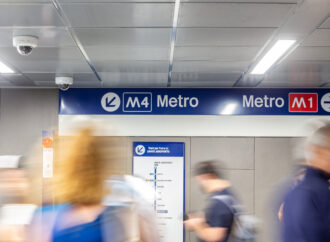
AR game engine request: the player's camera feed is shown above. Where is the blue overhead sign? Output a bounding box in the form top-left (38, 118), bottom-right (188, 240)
top-left (59, 88), bottom-right (330, 115)
top-left (133, 142), bottom-right (185, 157)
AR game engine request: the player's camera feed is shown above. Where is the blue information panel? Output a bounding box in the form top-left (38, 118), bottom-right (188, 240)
top-left (133, 142), bottom-right (185, 242)
top-left (59, 88), bottom-right (330, 115)
top-left (133, 142), bottom-right (185, 157)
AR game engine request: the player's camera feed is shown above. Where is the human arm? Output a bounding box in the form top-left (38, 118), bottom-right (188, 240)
top-left (184, 215), bottom-right (227, 242)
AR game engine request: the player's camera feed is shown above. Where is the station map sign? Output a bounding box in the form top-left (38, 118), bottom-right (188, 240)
top-left (132, 142), bottom-right (185, 242)
top-left (59, 88), bottom-right (330, 115)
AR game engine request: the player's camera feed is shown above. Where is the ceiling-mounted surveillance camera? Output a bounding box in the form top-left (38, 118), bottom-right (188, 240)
top-left (13, 36), bottom-right (38, 56)
top-left (55, 76), bottom-right (73, 91)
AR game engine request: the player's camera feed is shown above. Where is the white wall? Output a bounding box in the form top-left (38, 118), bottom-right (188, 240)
top-left (59, 114), bottom-right (330, 137)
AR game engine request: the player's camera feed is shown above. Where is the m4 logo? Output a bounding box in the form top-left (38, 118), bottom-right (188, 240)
top-left (289, 93), bottom-right (318, 112)
top-left (123, 93), bottom-right (152, 112)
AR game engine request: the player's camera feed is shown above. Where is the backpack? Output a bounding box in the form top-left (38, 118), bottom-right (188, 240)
top-left (212, 195), bottom-right (259, 242)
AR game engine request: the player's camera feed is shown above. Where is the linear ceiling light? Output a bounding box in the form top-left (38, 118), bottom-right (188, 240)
top-left (251, 40), bottom-right (296, 75)
top-left (169, 0), bottom-right (181, 65)
top-left (221, 103), bottom-right (237, 115)
top-left (167, 0), bottom-right (181, 86)
top-left (0, 61), bottom-right (14, 73)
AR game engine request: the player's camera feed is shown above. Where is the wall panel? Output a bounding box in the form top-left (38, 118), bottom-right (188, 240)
top-left (0, 89), bottom-right (58, 155)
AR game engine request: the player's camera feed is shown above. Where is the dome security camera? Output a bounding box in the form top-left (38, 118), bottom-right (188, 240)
top-left (13, 36), bottom-right (38, 56)
top-left (55, 76), bottom-right (73, 91)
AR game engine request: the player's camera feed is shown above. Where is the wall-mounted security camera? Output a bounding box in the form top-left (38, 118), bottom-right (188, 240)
top-left (55, 76), bottom-right (73, 91)
top-left (13, 36), bottom-right (38, 56)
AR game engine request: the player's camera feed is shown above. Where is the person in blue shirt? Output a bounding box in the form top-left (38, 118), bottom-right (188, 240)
top-left (282, 123), bottom-right (330, 242)
top-left (184, 160), bottom-right (234, 242)
top-left (27, 127), bottom-right (140, 242)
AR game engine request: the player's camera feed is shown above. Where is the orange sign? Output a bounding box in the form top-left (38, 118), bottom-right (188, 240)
top-left (42, 137), bottom-right (53, 148)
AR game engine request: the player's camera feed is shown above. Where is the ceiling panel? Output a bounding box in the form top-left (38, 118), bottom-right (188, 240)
top-left (1, 74), bottom-right (35, 86)
top-left (0, 4), bottom-right (64, 27)
top-left (73, 28), bottom-right (171, 46)
top-left (0, 0), bottom-right (326, 89)
top-left (61, 3), bottom-right (173, 27)
top-left (173, 61), bottom-right (249, 73)
top-left (172, 72), bottom-right (241, 83)
top-left (0, 47), bottom-right (91, 73)
top-left (24, 73), bottom-right (99, 83)
top-left (264, 72), bottom-right (330, 84)
top-left (273, 61), bottom-right (330, 74)
top-left (0, 80), bottom-right (14, 87)
top-left (174, 46), bottom-right (259, 61)
top-left (0, 75), bottom-right (14, 87)
top-left (93, 60), bottom-right (169, 73)
top-left (71, 81), bottom-right (101, 88)
top-left (59, 0), bottom-right (173, 2)
top-left (100, 72), bottom-right (168, 87)
top-left (176, 28), bottom-right (275, 46)
top-left (302, 29), bottom-right (330, 47)
top-left (171, 81), bottom-right (235, 87)
top-left (84, 46), bottom-right (169, 61)
top-left (178, 3), bottom-right (295, 27)
top-left (322, 82), bottom-right (330, 87)
top-left (32, 73), bottom-right (101, 87)
top-left (0, 27), bottom-right (74, 47)
top-left (319, 17), bottom-right (330, 29)
top-left (73, 28), bottom-right (172, 61)
top-left (0, 1), bottom-right (49, 2)
top-left (259, 60), bottom-right (330, 87)
top-left (57, 0), bottom-right (296, 2)
top-left (258, 81), bottom-right (324, 87)
top-left (289, 47), bottom-right (330, 61)
top-left (33, 81), bottom-right (58, 87)
top-left (182, 0), bottom-right (296, 2)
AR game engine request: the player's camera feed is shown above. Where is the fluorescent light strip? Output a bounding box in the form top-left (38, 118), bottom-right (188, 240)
top-left (173, 0), bottom-right (181, 29)
top-left (221, 103), bottom-right (237, 115)
top-left (167, 0), bottom-right (181, 87)
top-left (0, 61), bottom-right (14, 74)
top-left (251, 40), bottom-right (296, 75)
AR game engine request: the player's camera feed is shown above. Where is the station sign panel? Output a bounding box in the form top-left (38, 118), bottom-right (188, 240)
top-left (133, 142), bottom-right (185, 242)
top-left (59, 88), bottom-right (330, 115)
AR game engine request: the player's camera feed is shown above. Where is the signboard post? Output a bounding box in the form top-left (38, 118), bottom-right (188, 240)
top-left (132, 142), bottom-right (185, 242)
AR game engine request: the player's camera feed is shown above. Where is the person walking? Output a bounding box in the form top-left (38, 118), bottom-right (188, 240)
top-left (282, 124), bottom-right (330, 242)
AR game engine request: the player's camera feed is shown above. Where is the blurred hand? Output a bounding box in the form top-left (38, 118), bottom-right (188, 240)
top-left (184, 213), bottom-right (205, 231)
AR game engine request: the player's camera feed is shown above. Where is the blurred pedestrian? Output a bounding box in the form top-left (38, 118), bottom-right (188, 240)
top-left (0, 156), bottom-right (36, 242)
top-left (184, 160), bottom-right (235, 242)
top-left (27, 127), bottom-right (140, 242)
top-left (282, 124), bottom-right (330, 242)
top-left (277, 164), bottom-right (307, 222)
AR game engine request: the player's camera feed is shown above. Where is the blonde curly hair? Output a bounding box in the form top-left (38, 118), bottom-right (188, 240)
top-left (53, 127), bottom-right (126, 205)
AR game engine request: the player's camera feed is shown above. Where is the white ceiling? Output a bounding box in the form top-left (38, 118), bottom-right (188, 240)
top-left (0, 0), bottom-right (329, 88)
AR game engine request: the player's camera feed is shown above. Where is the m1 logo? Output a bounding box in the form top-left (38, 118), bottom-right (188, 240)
top-left (123, 92), bottom-right (152, 112)
top-left (289, 93), bottom-right (318, 113)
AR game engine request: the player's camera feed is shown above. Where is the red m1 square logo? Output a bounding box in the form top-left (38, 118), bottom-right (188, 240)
top-left (289, 93), bottom-right (318, 112)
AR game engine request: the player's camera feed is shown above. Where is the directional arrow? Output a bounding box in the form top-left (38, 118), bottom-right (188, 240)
top-left (106, 96), bottom-right (117, 107)
top-left (101, 92), bottom-right (121, 112)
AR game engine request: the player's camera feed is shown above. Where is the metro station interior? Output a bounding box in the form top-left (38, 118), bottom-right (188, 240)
top-left (0, 1), bottom-right (329, 242)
